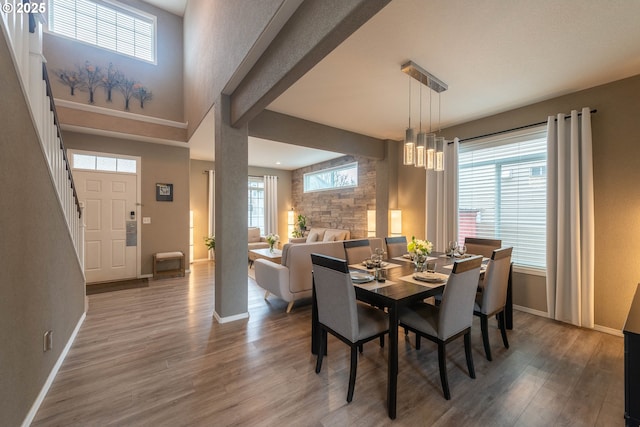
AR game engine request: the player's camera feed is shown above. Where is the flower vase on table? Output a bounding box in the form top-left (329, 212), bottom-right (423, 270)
top-left (266, 233), bottom-right (280, 253)
top-left (407, 236), bottom-right (433, 273)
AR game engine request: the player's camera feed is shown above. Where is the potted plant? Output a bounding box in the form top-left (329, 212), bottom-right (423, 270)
top-left (204, 235), bottom-right (215, 256)
top-left (293, 214), bottom-right (307, 238)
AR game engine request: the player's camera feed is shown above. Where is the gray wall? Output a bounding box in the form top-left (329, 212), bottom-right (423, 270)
top-left (44, 0), bottom-right (184, 122)
top-left (399, 74), bottom-right (640, 329)
top-left (64, 132), bottom-right (190, 273)
top-left (1, 33), bottom-right (85, 427)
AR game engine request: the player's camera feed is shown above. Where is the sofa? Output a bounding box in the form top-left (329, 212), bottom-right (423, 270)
top-left (248, 227), bottom-right (270, 253)
top-left (254, 237), bottom-right (384, 312)
top-left (289, 227), bottom-right (351, 244)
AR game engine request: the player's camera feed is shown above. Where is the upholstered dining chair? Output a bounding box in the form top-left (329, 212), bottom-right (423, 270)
top-left (343, 239), bottom-right (372, 265)
top-left (464, 237), bottom-right (502, 258)
top-left (311, 253), bottom-right (389, 403)
top-left (474, 247), bottom-right (513, 361)
top-left (384, 236), bottom-right (408, 259)
top-left (399, 256), bottom-right (483, 400)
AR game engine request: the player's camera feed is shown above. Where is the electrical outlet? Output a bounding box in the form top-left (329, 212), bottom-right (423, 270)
top-left (143, 217), bottom-right (151, 224)
top-left (43, 330), bottom-right (53, 352)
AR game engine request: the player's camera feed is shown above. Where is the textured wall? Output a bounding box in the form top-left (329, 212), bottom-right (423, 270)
top-left (292, 155), bottom-right (376, 239)
top-left (1, 33), bottom-right (85, 427)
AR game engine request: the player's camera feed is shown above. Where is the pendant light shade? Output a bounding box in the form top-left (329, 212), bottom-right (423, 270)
top-left (403, 128), bottom-right (416, 165)
top-left (426, 133), bottom-right (436, 170)
top-left (415, 131), bottom-right (426, 168)
top-left (435, 136), bottom-right (445, 172)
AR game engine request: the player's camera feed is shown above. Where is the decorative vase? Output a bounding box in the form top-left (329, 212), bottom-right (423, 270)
top-left (413, 253), bottom-right (427, 272)
top-left (269, 244), bottom-right (274, 253)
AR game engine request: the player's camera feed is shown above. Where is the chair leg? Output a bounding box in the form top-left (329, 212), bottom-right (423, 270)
top-left (286, 301), bottom-right (294, 313)
top-left (480, 315), bottom-right (492, 361)
top-left (464, 331), bottom-right (476, 379)
top-left (347, 346), bottom-right (358, 402)
top-left (437, 342), bottom-right (451, 400)
top-left (498, 311), bottom-right (510, 349)
top-left (404, 327), bottom-right (409, 336)
top-left (358, 344), bottom-right (363, 353)
top-left (415, 334), bottom-right (421, 350)
top-left (315, 329), bottom-right (325, 374)
top-left (379, 335), bottom-right (385, 348)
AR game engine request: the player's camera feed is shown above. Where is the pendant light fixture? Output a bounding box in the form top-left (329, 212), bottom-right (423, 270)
top-left (400, 61), bottom-right (447, 172)
top-left (403, 75), bottom-right (416, 165)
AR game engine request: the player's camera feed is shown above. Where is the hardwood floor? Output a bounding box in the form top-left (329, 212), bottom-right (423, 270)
top-left (32, 262), bottom-right (624, 426)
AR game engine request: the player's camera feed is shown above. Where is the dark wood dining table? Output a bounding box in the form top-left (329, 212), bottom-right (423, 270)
top-left (311, 252), bottom-right (513, 419)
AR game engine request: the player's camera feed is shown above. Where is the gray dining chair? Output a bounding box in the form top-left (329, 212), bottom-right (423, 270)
top-left (474, 247), bottom-right (513, 361)
top-left (399, 255), bottom-right (483, 400)
top-left (464, 237), bottom-right (502, 258)
top-left (384, 236), bottom-right (408, 258)
top-left (311, 253), bottom-right (389, 403)
top-left (343, 239), bottom-right (372, 265)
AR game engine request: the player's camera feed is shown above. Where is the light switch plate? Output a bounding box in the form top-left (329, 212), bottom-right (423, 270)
top-left (143, 217), bottom-right (151, 224)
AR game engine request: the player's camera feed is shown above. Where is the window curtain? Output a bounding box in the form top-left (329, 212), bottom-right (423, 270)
top-left (264, 175), bottom-right (278, 235)
top-left (546, 108), bottom-right (594, 328)
top-left (207, 170), bottom-right (214, 260)
top-left (425, 138), bottom-right (459, 251)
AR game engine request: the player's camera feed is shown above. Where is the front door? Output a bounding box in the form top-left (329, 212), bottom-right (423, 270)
top-left (75, 171), bottom-right (138, 283)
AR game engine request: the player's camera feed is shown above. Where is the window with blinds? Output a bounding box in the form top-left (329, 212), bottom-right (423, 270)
top-left (248, 177), bottom-right (265, 235)
top-left (48, 0), bottom-right (156, 63)
top-left (303, 162), bottom-right (358, 193)
top-left (457, 126), bottom-right (547, 270)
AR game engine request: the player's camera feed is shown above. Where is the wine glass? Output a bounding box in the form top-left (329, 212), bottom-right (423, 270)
top-left (457, 244), bottom-right (467, 258)
top-left (448, 241), bottom-right (458, 257)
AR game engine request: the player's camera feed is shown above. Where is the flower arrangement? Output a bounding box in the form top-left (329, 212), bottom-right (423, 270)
top-left (407, 236), bottom-right (433, 256)
top-left (204, 236), bottom-right (215, 251)
top-left (266, 233), bottom-right (280, 251)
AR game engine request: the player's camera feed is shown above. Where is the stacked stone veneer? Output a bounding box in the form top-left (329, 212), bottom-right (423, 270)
top-left (292, 155), bottom-right (376, 239)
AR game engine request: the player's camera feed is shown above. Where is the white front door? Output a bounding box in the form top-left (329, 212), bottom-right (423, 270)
top-left (75, 171), bottom-right (138, 283)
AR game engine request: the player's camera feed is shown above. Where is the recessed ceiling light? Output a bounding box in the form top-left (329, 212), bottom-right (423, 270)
top-left (276, 161), bottom-right (281, 165)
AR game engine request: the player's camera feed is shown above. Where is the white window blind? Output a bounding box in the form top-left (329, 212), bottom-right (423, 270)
top-left (49, 0), bottom-right (156, 63)
top-left (457, 127), bottom-right (547, 270)
top-left (248, 177), bottom-right (265, 235)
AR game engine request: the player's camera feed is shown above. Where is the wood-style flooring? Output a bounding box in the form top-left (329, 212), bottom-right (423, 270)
top-left (32, 262), bottom-right (625, 426)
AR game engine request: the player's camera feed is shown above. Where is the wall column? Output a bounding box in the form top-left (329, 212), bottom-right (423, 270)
top-left (213, 94), bottom-right (249, 322)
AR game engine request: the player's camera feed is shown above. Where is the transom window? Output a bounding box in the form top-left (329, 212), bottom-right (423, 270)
top-left (48, 0), bottom-right (156, 63)
top-left (303, 162), bottom-right (358, 193)
top-left (457, 127), bottom-right (547, 270)
top-left (71, 152), bottom-right (137, 173)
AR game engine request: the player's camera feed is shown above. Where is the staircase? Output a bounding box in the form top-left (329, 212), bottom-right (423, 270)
top-left (1, 1), bottom-right (84, 268)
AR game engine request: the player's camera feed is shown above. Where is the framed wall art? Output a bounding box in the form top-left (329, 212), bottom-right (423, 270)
top-left (156, 183), bottom-right (173, 201)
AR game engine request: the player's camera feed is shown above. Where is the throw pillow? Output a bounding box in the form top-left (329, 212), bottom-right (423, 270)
top-left (323, 230), bottom-right (344, 242)
top-left (306, 232), bottom-right (319, 243)
top-left (322, 232), bottom-right (336, 242)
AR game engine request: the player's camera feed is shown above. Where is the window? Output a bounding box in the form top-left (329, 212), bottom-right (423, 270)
top-left (457, 127), bottom-right (547, 270)
top-left (303, 162), bottom-right (358, 193)
top-left (49, 0), bottom-right (156, 63)
top-left (71, 152), bottom-right (137, 173)
top-left (248, 177), bottom-right (265, 234)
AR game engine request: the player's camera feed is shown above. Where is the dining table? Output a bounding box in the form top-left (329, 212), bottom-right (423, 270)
top-left (310, 251), bottom-right (504, 419)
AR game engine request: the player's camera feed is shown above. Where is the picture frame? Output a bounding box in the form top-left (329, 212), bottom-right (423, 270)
top-left (156, 183), bottom-right (173, 201)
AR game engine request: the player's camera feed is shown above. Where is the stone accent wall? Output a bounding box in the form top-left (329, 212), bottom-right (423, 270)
top-left (292, 155), bottom-right (376, 239)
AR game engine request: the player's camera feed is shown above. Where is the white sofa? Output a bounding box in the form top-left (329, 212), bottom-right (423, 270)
top-left (289, 227), bottom-right (351, 244)
top-left (254, 237), bottom-right (384, 312)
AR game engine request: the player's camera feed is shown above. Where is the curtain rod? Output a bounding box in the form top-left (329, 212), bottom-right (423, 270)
top-left (452, 109), bottom-right (597, 144)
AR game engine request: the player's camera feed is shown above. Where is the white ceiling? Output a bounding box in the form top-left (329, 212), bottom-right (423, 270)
top-left (140, 0), bottom-right (186, 16)
top-left (187, 0), bottom-right (640, 168)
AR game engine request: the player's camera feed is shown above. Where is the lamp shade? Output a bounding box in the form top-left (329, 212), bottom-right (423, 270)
top-left (435, 137), bottom-right (445, 172)
top-left (403, 128), bottom-right (416, 165)
top-left (287, 209), bottom-right (295, 237)
top-left (390, 209), bottom-right (402, 236)
top-left (367, 210), bottom-right (376, 237)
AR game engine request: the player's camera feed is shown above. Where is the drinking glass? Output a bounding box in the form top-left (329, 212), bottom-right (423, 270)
top-left (448, 241), bottom-right (458, 257)
top-left (457, 244), bottom-right (467, 257)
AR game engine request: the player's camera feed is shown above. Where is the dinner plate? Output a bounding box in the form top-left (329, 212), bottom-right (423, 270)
top-left (350, 272), bottom-right (375, 283)
top-left (413, 272), bottom-right (447, 283)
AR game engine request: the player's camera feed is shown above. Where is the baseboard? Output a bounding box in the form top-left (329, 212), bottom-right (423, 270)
top-left (513, 304), bottom-right (549, 318)
top-left (22, 311), bottom-right (86, 427)
top-left (593, 324), bottom-right (624, 337)
top-left (139, 274), bottom-right (153, 279)
top-left (213, 311), bottom-right (249, 324)
top-left (513, 305), bottom-right (624, 337)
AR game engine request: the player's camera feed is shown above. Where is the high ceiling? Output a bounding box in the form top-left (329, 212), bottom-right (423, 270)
top-left (175, 0), bottom-right (640, 168)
